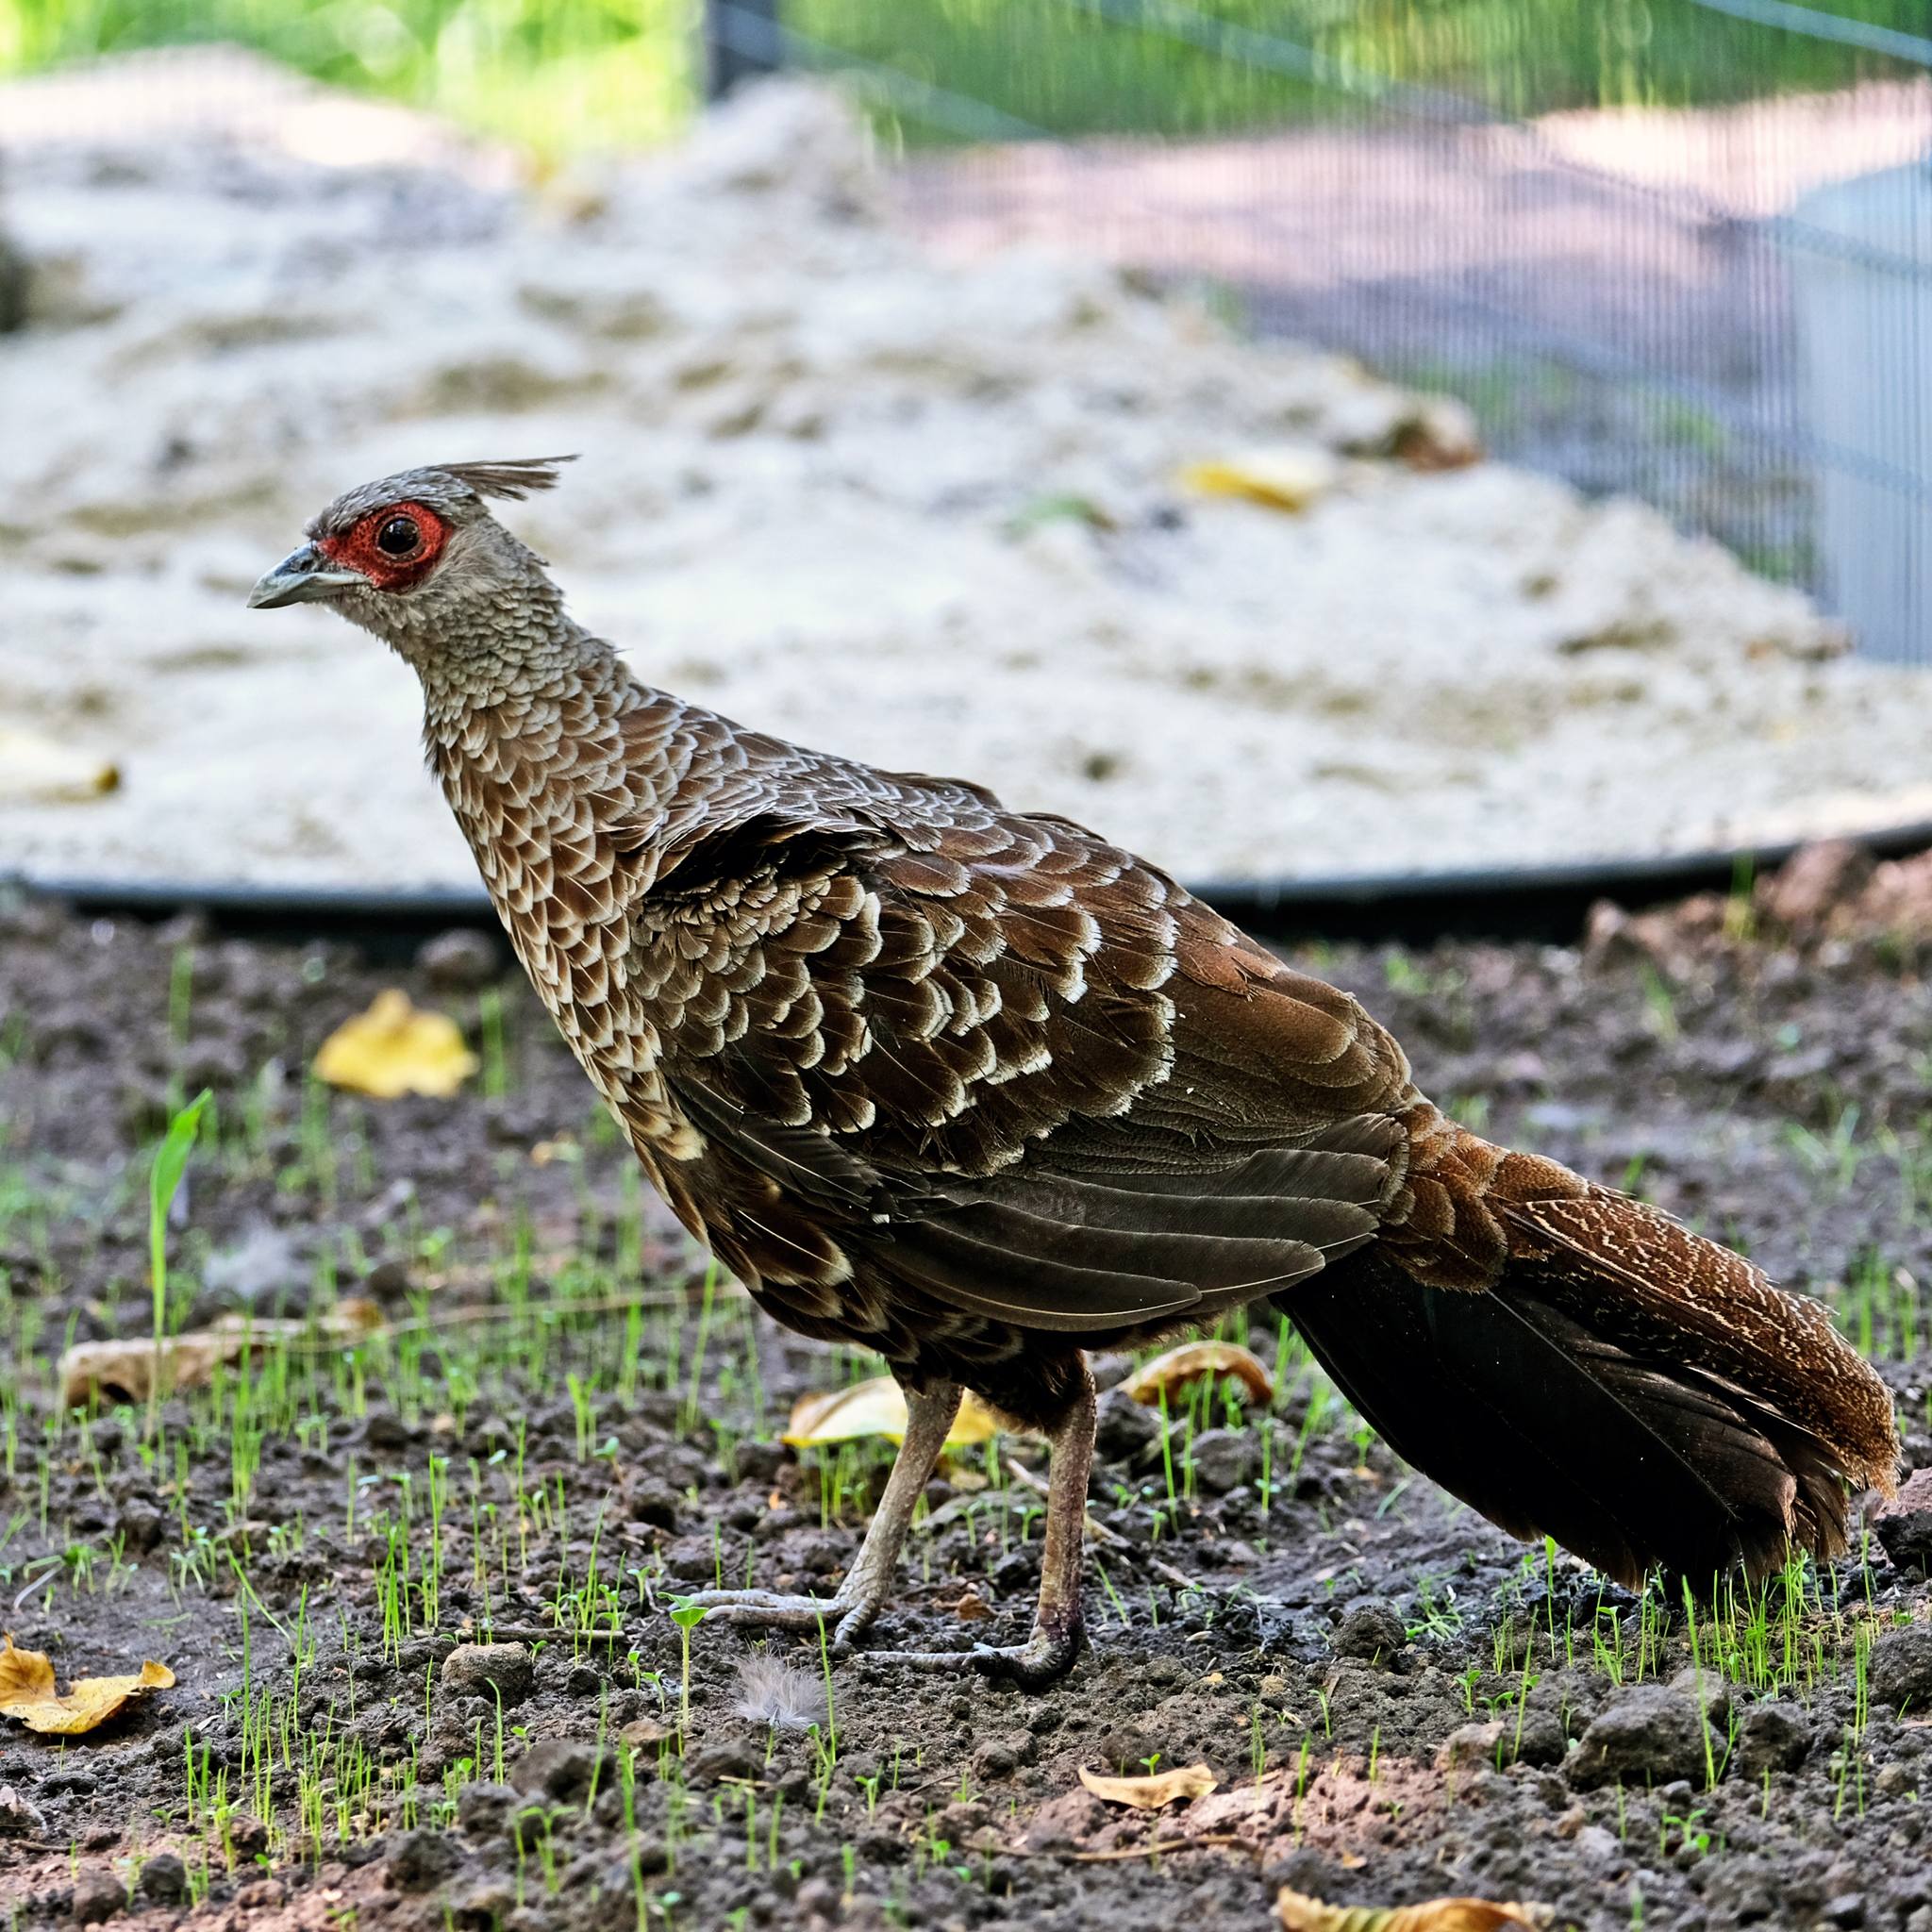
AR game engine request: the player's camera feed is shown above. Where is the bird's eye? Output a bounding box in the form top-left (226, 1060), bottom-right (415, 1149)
top-left (376, 515), bottom-right (420, 557)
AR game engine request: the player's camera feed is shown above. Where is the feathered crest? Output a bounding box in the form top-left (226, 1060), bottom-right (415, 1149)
top-left (435, 456), bottom-right (577, 501)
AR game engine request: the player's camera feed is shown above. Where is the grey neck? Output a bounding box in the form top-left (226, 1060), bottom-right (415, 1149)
top-left (353, 583), bottom-right (626, 745)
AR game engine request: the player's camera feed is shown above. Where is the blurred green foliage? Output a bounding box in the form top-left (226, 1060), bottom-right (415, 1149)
top-left (793, 0), bottom-right (1931, 142)
top-left (0, 0), bottom-right (1922, 151)
top-left (0, 0), bottom-right (697, 150)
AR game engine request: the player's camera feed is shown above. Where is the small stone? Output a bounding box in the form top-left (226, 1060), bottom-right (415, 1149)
top-left (796, 1876), bottom-right (841, 1916)
top-left (1666, 1667), bottom-right (1730, 1728)
top-left (1758, 840), bottom-right (1874, 932)
top-left (1331, 1601), bottom-right (1407, 1667)
top-left (441, 1642), bottom-right (534, 1708)
top-left (136, 1854), bottom-right (186, 1905)
top-left (1735, 1700), bottom-right (1810, 1778)
top-left (455, 1782), bottom-right (519, 1838)
top-left (1821, 1894), bottom-right (1867, 1929)
top-left (386, 1826), bottom-right (461, 1892)
top-left (451, 1874), bottom-right (519, 1923)
top-left (360, 1257), bottom-right (415, 1305)
top-left (0, 1784), bottom-right (46, 1837)
top-left (1875, 1759), bottom-right (1915, 1797)
top-left (990, 1547), bottom-right (1037, 1593)
top-left (1871, 1627), bottom-right (1932, 1713)
top-left (972, 1740), bottom-right (1017, 1781)
top-left (1511, 1709), bottom-right (1569, 1769)
top-left (662, 1535), bottom-right (720, 1580)
top-left (687, 1737), bottom-right (760, 1783)
top-left (1568, 1683), bottom-right (1710, 1789)
top-left (619, 1717), bottom-right (675, 1756)
top-left (1092, 1387), bottom-right (1159, 1463)
top-left (1187, 1426), bottom-right (1257, 1495)
top-left (419, 928), bottom-right (502, 991)
top-left (1264, 1847), bottom-right (1346, 1898)
top-left (1439, 1721), bottom-right (1504, 1771)
top-left (115, 1501), bottom-right (164, 1553)
top-left (510, 1738), bottom-right (605, 1804)
top-left (360, 1407), bottom-right (416, 1452)
top-left (1574, 1824), bottom-right (1622, 1864)
top-left (236, 1878), bottom-right (286, 1910)
top-left (1874, 1469), bottom-right (1932, 1574)
top-left (70, 1873), bottom-right (125, 1925)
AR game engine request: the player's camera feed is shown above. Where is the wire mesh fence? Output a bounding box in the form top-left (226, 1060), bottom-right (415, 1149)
top-left (710, 0), bottom-right (1932, 662)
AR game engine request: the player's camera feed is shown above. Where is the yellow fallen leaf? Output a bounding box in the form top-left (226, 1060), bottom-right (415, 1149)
top-left (1178, 445), bottom-right (1338, 513)
top-left (314, 990), bottom-right (478, 1099)
top-left (1077, 1761), bottom-right (1217, 1810)
top-left (782, 1377), bottom-right (1005, 1451)
top-left (1277, 1890), bottom-right (1543, 1932)
top-left (1122, 1341), bottom-right (1275, 1407)
top-left (58, 1298), bottom-right (384, 1408)
top-left (0, 726), bottom-right (120, 804)
top-left (0, 1635), bottom-right (175, 1737)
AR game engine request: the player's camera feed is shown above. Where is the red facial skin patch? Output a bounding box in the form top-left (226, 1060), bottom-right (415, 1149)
top-left (319, 500), bottom-right (449, 591)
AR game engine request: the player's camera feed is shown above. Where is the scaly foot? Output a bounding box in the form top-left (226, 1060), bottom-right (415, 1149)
top-left (676, 1584), bottom-right (883, 1650)
top-left (863, 1624), bottom-right (1083, 1690)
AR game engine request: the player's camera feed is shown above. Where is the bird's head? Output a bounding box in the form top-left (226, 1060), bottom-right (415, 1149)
top-left (247, 456), bottom-right (577, 658)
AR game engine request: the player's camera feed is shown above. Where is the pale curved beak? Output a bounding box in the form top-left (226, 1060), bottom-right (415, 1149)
top-left (246, 544), bottom-right (365, 609)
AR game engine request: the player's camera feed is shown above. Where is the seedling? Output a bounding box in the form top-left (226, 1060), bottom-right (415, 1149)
top-left (147, 1090), bottom-right (211, 1441)
top-left (668, 1595), bottom-right (711, 1746)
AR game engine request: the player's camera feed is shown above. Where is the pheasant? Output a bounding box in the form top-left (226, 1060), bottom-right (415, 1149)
top-left (251, 458), bottom-right (1899, 1685)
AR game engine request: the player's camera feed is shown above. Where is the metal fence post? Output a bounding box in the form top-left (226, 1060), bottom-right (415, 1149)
top-left (707, 0), bottom-right (783, 102)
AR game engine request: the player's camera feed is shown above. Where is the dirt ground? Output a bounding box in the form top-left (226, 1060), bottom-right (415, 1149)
top-left (3, 865), bottom-right (1932, 1932)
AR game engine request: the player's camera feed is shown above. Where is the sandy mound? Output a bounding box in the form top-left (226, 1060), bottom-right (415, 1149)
top-left (2, 52), bottom-right (1927, 894)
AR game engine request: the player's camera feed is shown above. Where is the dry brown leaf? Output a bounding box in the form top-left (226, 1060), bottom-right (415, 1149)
top-left (782, 1376), bottom-right (1006, 1451)
top-left (1276, 1889), bottom-right (1542, 1932)
top-left (0, 726), bottom-right (120, 804)
top-left (0, 1635), bottom-right (175, 1737)
top-left (58, 1298), bottom-right (384, 1408)
top-left (1077, 1761), bottom-right (1218, 1810)
top-left (1178, 446), bottom-right (1338, 513)
top-left (1122, 1341), bottom-right (1275, 1407)
top-left (313, 989), bottom-right (478, 1098)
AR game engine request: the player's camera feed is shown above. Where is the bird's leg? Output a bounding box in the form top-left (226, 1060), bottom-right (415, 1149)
top-left (869, 1359), bottom-right (1096, 1689)
top-left (680, 1375), bottom-right (962, 1650)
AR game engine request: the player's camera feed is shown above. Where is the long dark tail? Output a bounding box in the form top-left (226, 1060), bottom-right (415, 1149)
top-left (1277, 1118), bottom-right (1899, 1589)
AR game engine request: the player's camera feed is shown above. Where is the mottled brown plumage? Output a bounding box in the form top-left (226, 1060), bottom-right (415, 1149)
top-left (253, 458), bottom-right (1900, 1684)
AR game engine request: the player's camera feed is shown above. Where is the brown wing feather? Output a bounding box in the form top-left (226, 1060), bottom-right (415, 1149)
top-left (647, 805), bottom-right (1416, 1330)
